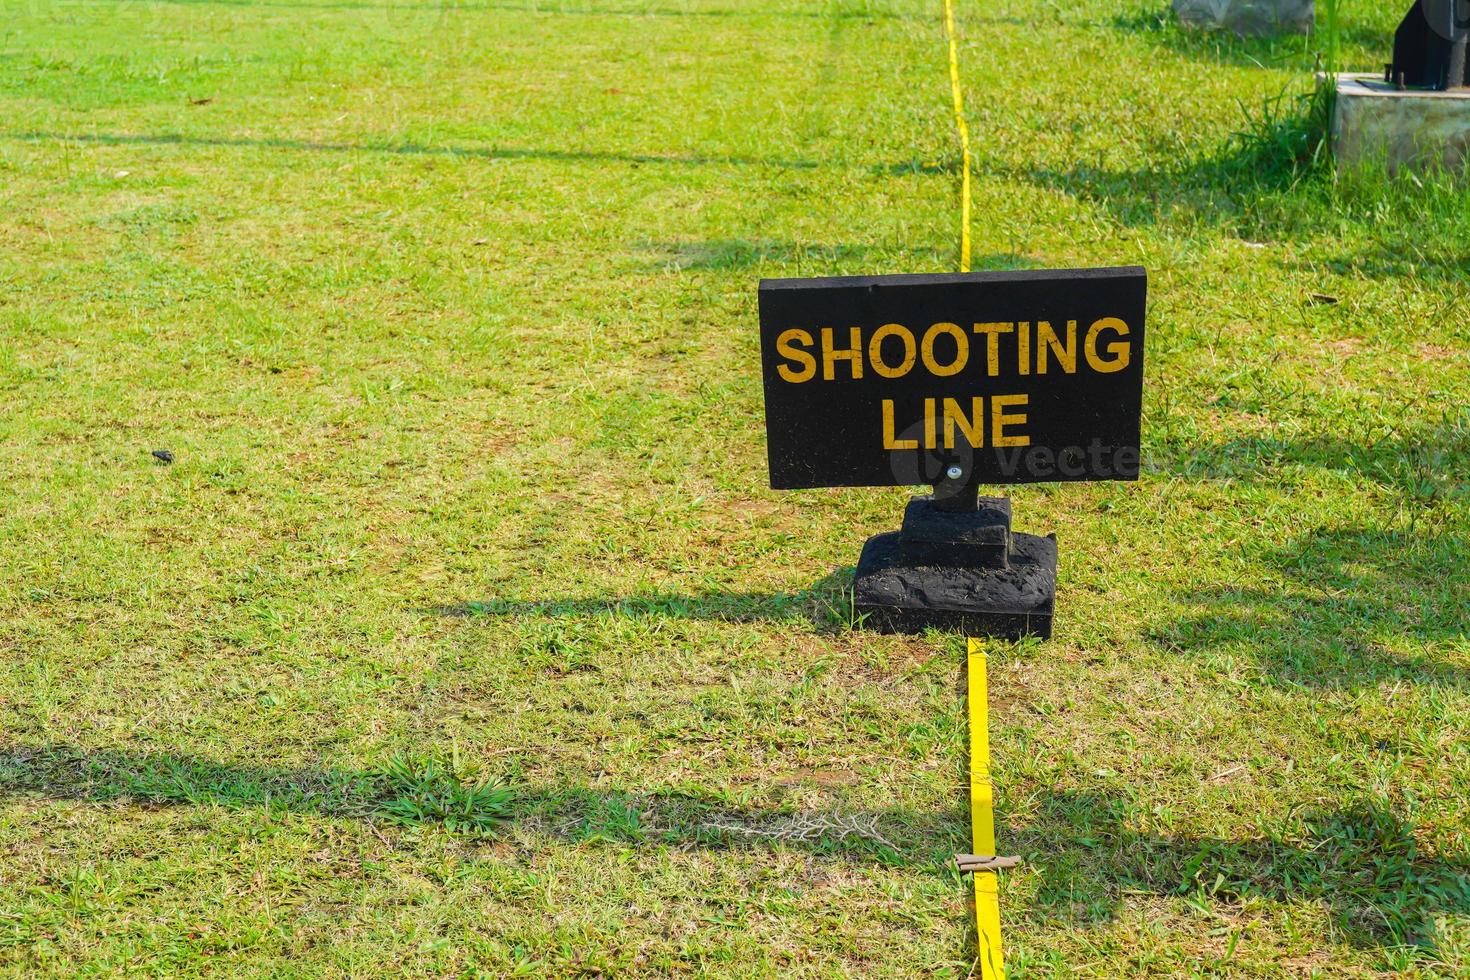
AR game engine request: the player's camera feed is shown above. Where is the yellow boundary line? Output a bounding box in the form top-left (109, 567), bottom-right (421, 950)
top-left (968, 638), bottom-right (1005, 977)
top-left (942, 0), bottom-right (972, 273)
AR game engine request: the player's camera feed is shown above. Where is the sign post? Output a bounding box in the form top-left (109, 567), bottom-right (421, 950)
top-left (759, 267), bottom-right (1146, 639)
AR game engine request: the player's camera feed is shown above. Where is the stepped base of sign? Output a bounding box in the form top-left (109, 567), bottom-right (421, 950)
top-left (852, 496), bottom-right (1056, 640)
top-left (1327, 73), bottom-right (1470, 175)
top-left (1173, 0), bottom-right (1312, 35)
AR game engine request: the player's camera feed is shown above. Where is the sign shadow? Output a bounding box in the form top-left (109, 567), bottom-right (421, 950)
top-left (424, 568), bottom-right (863, 632)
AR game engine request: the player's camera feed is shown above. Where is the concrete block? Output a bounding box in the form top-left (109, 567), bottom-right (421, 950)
top-left (852, 496), bottom-right (1056, 641)
top-left (1330, 72), bottom-right (1470, 174)
top-left (853, 530), bottom-right (1056, 641)
top-left (1173, 0), bottom-right (1313, 35)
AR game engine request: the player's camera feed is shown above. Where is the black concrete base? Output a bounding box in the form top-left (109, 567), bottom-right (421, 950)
top-left (852, 499), bottom-right (1057, 640)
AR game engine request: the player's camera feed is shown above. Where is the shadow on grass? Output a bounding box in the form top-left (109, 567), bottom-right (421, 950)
top-left (1312, 246), bottom-right (1470, 285)
top-left (1107, 7), bottom-right (1386, 68)
top-left (3, 745), bottom-right (1467, 950)
top-left (111, 0), bottom-right (917, 19)
top-left (1160, 409), bottom-right (1470, 501)
top-left (1021, 792), bottom-right (1470, 952)
top-left (5, 130), bottom-right (1082, 186)
top-left (998, 83), bottom-right (1330, 232)
top-left (427, 568), bottom-right (861, 630)
top-left (633, 239), bottom-right (942, 271)
top-left (1158, 526), bottom-right (1470, 687)
top-left (3, 130), bottom-right (824, 172)
top-left (630, 240), bottom-right (1039, 273)
top-left (0, 742), bottom-right (940, 860)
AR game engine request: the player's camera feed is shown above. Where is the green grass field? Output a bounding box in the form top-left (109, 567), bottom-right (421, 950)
top-left (2, 0), bottom-right (1469, 974)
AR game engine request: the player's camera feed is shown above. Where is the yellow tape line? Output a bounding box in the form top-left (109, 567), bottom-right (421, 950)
top-left (967, 638), bottom-right (1005, 978)
top-left (942, 0), bottom-right (972, 273)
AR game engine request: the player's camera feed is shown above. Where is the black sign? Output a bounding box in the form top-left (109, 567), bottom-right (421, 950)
top-left (759, 267), bottom-right (1146, 489)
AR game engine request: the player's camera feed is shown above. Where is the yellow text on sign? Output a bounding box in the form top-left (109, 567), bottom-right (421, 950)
top-left (773, 318), bottom-right (1132, 384)
top-left (881, 396), bottom-right (1030, 450)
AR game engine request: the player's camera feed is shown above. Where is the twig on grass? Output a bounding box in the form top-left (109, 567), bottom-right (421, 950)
top-left (701, 812), bottom-right (898, 852)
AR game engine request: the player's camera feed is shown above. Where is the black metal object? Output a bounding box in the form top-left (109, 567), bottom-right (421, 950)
top-left (852, 494), bottom-right (1056, 641)
top-left (1387, 0), bottom-right (1470, 90)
